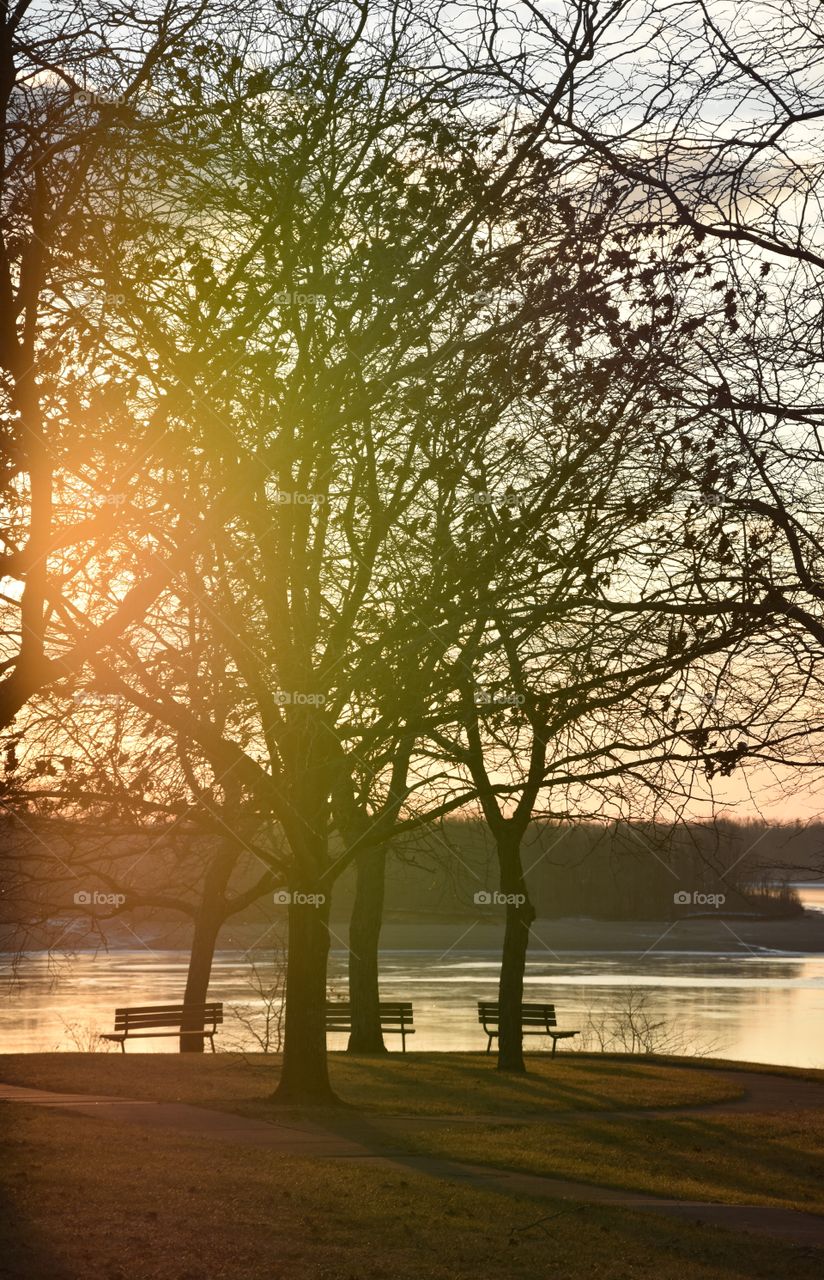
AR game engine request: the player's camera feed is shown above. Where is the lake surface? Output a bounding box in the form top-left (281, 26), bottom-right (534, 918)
top-left (3, 883), bottom-right (823, 1066)
top-left (3, 944), bottom-right (824, 1068)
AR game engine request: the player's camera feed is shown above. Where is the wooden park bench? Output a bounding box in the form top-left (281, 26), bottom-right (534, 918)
top-left (102, 1002), bottom-right (223, 1052)
top-left (477, 1000), bottom-right (579, 1056)
top-left (325, 1000), bottom-right (415, 1051)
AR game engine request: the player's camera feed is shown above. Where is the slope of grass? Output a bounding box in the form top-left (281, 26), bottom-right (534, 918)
top-left (0, 1051), bottom-right (744, 1116)
top-left (393, 1108), bottom-right (824, 1214)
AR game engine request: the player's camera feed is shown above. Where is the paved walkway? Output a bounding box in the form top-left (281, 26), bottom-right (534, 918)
top-left (2, 1067), bottom-right (824, 1247)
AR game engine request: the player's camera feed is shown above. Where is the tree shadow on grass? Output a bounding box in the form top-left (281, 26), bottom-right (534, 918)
top-left (0, 1116), bottom-right (73, 1280)
top-left (322, 1050), bottom-right (717, 1115)
top-left (356, 1103), bottom-right (824, 1215)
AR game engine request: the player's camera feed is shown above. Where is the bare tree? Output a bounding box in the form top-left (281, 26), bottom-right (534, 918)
top-left (0, 0), bottom-right (261, 730)
top-left (0, 659), bottom-right (286, 1053)
top-left (50, 0), bottom-right (643, 1103)
top-left (5, 0), bottom-right (822, 1104)
top-left (482, 1), bottom-right (824, 268)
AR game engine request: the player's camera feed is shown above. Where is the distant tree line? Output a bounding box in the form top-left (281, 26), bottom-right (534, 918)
top-left (338, 819), bottom-right (807, 922)
top-left (2, 813), bottom-right (807, 958)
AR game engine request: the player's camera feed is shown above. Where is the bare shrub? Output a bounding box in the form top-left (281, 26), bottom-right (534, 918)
top-left (575, 988), bottom-right (724, 1057)
top-left (57, 1017), bottom-right (114, 1053)
top-left (224, 941), bottom-right (287, 1054)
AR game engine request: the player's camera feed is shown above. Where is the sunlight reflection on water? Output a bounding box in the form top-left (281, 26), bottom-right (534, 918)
top-left (2, 946), bottom-right (824, 1068)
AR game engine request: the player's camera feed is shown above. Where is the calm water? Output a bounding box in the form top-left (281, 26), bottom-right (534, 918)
top-left (2, 942), bottom-right (824, 1067)
top-left (3, 884), bottom-right (823, 1066)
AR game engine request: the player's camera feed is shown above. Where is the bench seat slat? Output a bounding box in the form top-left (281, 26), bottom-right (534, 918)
top-left (103, 1029), bottom-right (213, 1040)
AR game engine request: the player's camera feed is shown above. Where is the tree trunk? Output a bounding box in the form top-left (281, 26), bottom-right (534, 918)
top-left (179, 839), bottom-right (239, 1052)
top-left (180, 903), bottom-right (222, 1052)
top-left (347, 846), bottom-right (388, 1054)
top-left (272, 892), bottom-right (339, 1104)
top-left (496, 840), bottom-right (536, 1074)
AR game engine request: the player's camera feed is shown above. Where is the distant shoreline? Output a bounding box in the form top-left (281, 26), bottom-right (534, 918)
top-left (8, 908), bottom-right (823, 958)
top-left (341, 912), bottom-right (824, 955)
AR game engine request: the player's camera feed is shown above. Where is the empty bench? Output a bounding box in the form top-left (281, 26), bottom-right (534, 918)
top-left (325, 1001), bottom-right (415, 1051)
top-left (478, 1001), bottom-right (579, 1055)
top-left (102, 1003), bottom-right (223, 1052)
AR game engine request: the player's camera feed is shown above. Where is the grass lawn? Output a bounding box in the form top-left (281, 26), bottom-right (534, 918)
top-left (2, 1100), bottom-right (822, 1280)
top-left (393, 1108), bottom-right (824, 1215)
top-left (2, 1052), bottom-right (823, 1277)
top-left (0, 1051), bottom-right (745, 1117)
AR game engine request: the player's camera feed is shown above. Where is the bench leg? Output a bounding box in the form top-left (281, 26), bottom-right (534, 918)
top-left (120, 1040), bottom-right (126, 1054)
top-left (209, 1034), bottom-right (216, 1053)
top-left (486, 1035), bottom-right (493, 1054)
top-left (551, 1035), bottom-right (558, 1057)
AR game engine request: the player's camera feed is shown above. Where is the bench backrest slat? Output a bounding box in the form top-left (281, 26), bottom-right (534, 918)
top-left (326, 1002), bottom-right (412, 1011)
top-left (114, 1004), bottom-right (223, 1016)
top-left (325, 1001), bottom-right (413, 1028)
top-left (477, 1001), bottom-right (557, 1027)
top-left (114, 1003), bottom-right (223, 1031)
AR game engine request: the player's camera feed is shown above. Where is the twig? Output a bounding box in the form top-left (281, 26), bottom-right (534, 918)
top-left (507, 1203), bottom-right (587, 1248)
